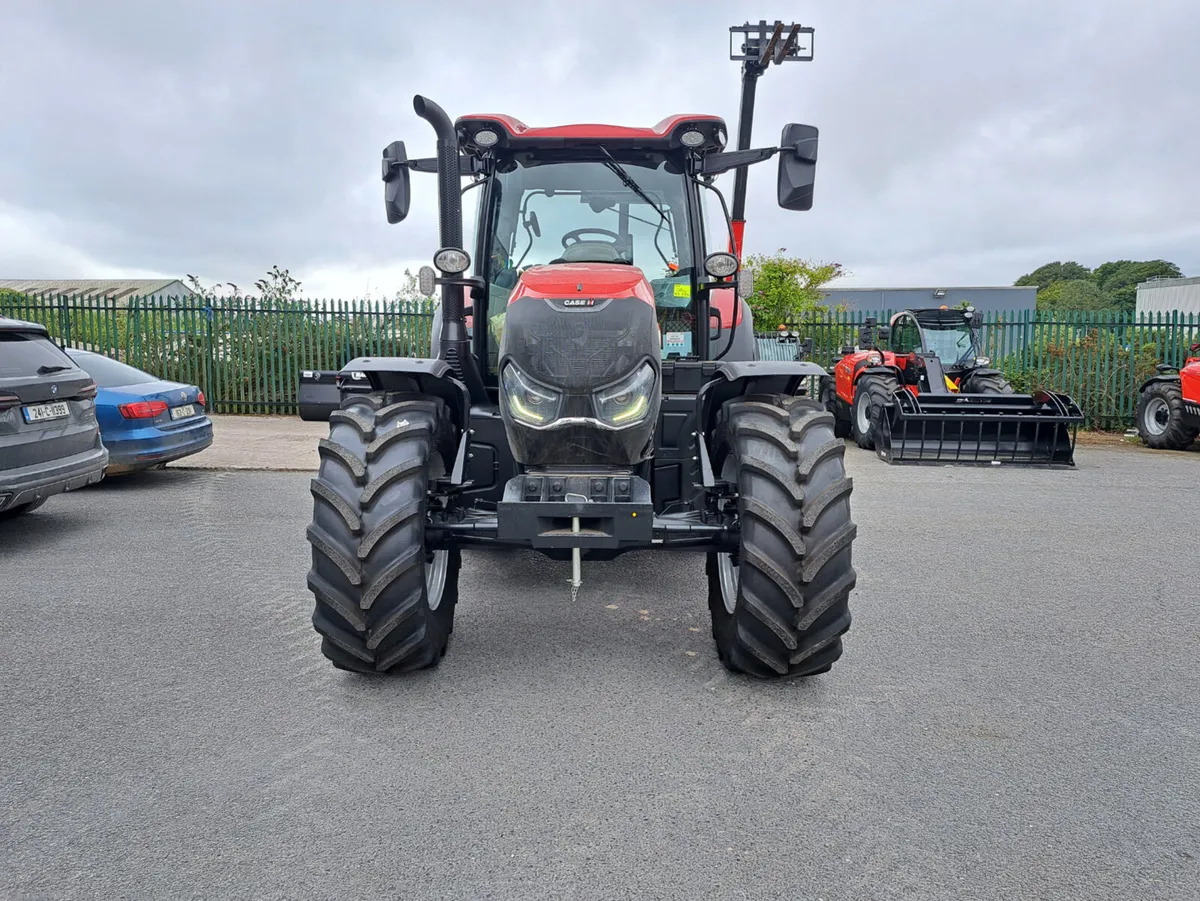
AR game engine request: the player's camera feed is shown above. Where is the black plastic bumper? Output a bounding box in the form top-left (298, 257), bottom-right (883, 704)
top-left (497, 473), bottom-right (654, 550)
top-left (1183, 399), bottom-right (1200, 428)
top-left (429, 473), bottom-right (732, 555)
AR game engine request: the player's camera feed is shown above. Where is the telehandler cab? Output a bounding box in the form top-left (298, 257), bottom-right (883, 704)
top-left (304, 21), bottom-right (858, 680)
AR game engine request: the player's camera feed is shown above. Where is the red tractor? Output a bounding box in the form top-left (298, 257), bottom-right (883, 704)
top-left (820, 307), bottom-right (1083, 464)
top-left (1135, 343), bottom-right (1200, 450)
top-left (302, 22), bottom-right (860, 680)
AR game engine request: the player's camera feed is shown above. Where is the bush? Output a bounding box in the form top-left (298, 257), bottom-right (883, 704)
top-left (743, 250), bottom-right (845, 331)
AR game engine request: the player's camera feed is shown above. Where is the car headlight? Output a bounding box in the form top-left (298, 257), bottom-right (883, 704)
top-left (594, 362), bottom-right (655, 427)
top-left (501, 364), bottom-right (562, 425)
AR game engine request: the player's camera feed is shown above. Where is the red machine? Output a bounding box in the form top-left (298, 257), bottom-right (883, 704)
top-left (1136, 343), bottom-right (1200, 450)
top-left (820, 307), bottom-right (1083, 464)
top-left (302, 21), bottom-right (860, 681)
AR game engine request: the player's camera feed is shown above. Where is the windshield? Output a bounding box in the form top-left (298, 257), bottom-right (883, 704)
top-left (922, 323), bottom-right (976, 365)
top-left (485, 158), bottom-right (694, 309)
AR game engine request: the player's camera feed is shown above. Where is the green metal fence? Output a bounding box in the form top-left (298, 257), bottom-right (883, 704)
top-left (0, 293), bottom-right (436, 414)
top-left (2, 293), bottom-right (1196, 428)
top-left (756, 308), bottom-right (1199, 430)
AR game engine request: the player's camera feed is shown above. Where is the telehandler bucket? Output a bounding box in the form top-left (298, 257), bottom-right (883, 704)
top-left (874, 389), bottom-right (1084, 466)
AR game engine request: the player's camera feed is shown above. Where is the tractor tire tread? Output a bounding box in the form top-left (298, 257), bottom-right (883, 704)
top-left (309, 478), bottom-right (362, 534)
top-left (305, 393), bottom-right (458, 674)
top-left (317, 439), bottom-right (367, 484)
top-left (708, 392), bottom-right (857, 680)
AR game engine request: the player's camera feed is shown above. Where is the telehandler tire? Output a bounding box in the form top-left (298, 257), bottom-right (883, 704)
top-left (306, 392), bottom-right (460, 674)
top-left (851, 372), bottom-right (899, 449)
top-left (1136, 380), bottom-right (1198, 450)
top-left (707, 394), bottom-right (857, 679)
top-left (961, 371), bottom-right (1014, 395)
top-left (819, 375), bottom-right (850, 438)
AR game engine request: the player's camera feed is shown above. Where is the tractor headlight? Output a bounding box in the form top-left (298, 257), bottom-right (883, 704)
top-left (975, 356), bottom-right (991, 367)
top-left (594, 362), bottom-right (655, 427)
top-left (502, 364), bottom-right (562, 425)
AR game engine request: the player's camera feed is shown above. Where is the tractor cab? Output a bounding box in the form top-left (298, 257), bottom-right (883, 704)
top-left (456, 113), bottom-right (738, 369)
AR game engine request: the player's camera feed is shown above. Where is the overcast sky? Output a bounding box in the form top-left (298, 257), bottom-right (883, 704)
top-left (1, 0), bottom-right (1196, 297)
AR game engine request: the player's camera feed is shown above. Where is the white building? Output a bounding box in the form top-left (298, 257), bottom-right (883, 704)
top-left (0, 278), bottom-right (195, 308)
top-left (1136, 276), bottom-right (1200, 318)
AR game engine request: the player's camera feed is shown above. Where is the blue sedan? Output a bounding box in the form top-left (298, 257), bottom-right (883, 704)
top-left (64, 349), bottom-right (213, 474)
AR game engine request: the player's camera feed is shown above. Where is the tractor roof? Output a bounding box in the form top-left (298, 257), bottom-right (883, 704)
top-left (902, 308), bottom-right (973, 328)
top-left (455, 113), bottom-right (728, 154)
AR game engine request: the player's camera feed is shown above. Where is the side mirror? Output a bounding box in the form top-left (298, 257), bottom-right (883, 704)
top-left (737, 267), bottom-right (754, 299)
top-left (777, 123), bottom-right (818, 211)
top-left (709, 311), bottom-right (722, 341)
top-left (382, 140), bottom-right (411, 224)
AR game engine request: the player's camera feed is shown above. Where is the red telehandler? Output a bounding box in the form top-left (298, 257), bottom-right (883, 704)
top-left (820, 307), bottom-right (1083, 464)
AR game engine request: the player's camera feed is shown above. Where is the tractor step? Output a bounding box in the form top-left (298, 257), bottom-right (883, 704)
top-left (876, 390), bottom-right (1084, 466)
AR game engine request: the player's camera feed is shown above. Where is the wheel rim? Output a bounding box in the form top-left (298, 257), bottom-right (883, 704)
top-left (716, 457), bottom-right (739, 615)
top-left (854, 393), bottom-right (870, 435)
top-left (426, 549), bottom-right (449, 611)
top-left (1142, 397), bottom-right (1169, 436)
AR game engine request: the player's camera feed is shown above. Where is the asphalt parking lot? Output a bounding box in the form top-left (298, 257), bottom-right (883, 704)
top-left (2, 443), bottom-right (1198, 900)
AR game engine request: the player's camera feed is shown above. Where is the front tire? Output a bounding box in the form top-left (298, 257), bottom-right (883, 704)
top-left (306, 392), bottom-right (460, 673)
top-left (851, 373), bottom-right (899, 449)
top-left (819, 375), bottom-right (850, 438)
top-left (1136, 380), bottom-right (1198, 450)
top-left (706, 395), bottom-right (857, 679)
top-left (961, 370), bottom-right (1014, 394)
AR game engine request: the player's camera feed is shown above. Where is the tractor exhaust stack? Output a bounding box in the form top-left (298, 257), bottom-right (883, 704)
top-left (413, 94), bottom-right (486, 400)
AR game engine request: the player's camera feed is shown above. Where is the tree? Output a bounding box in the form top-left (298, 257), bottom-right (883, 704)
top-left (1016, 258), bottom-right (1185, 313)
top-left (186, 274), bottom-right (241, 302)
top-left (254, 265), bottom-right (302, 304)
top-left (1036, 279), bottom-right (1112, 312)
top-left (1092, 259), bottom-right (1182, 313)
top-left (742, 249), bottom-right (845, 330)
top-left (1014, 261), bottom-right (1092, 289)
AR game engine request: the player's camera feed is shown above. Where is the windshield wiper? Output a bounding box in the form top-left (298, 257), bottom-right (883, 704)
top-left (598, 146), bottom-right (666, 220)
top-left (597, 146), bottom-right (673, 268)
top-left (38, 365), bottom-right (71, 374)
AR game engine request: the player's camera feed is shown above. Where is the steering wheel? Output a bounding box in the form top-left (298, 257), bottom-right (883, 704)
top-left (562, 228), bottom-right (621, 248)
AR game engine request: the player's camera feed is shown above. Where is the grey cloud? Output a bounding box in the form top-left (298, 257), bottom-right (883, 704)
top-left (0, 0), bottom-right (1196, 291)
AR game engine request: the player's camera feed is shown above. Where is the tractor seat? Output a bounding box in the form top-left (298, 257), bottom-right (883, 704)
top-left (551, 241), bottom-right (625, 264)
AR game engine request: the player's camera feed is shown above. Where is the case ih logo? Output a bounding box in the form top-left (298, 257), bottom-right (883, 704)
top-left (560, 298), bottom-right (596, 307)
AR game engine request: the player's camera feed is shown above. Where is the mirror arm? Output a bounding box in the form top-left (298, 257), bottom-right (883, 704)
top-left (700, 147), bottom-right (779, 177)
top-left (406, 155), bottom-right (487, 174)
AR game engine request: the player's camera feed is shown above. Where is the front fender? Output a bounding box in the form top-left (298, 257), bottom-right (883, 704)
top-left (855, 364), bottom-right (904, 385)
top-left (695, 360), bottom-right (828, 438)
top-left (340, 356), bottom-right (471, 432)
top-left (1137, 372), bottom-right (1183, 395)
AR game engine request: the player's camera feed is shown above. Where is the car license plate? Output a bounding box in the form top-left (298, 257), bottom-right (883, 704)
top-left (22, 401), bottom-right (71, 423)
top-left (170, 403), bottom-right (196, 421)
